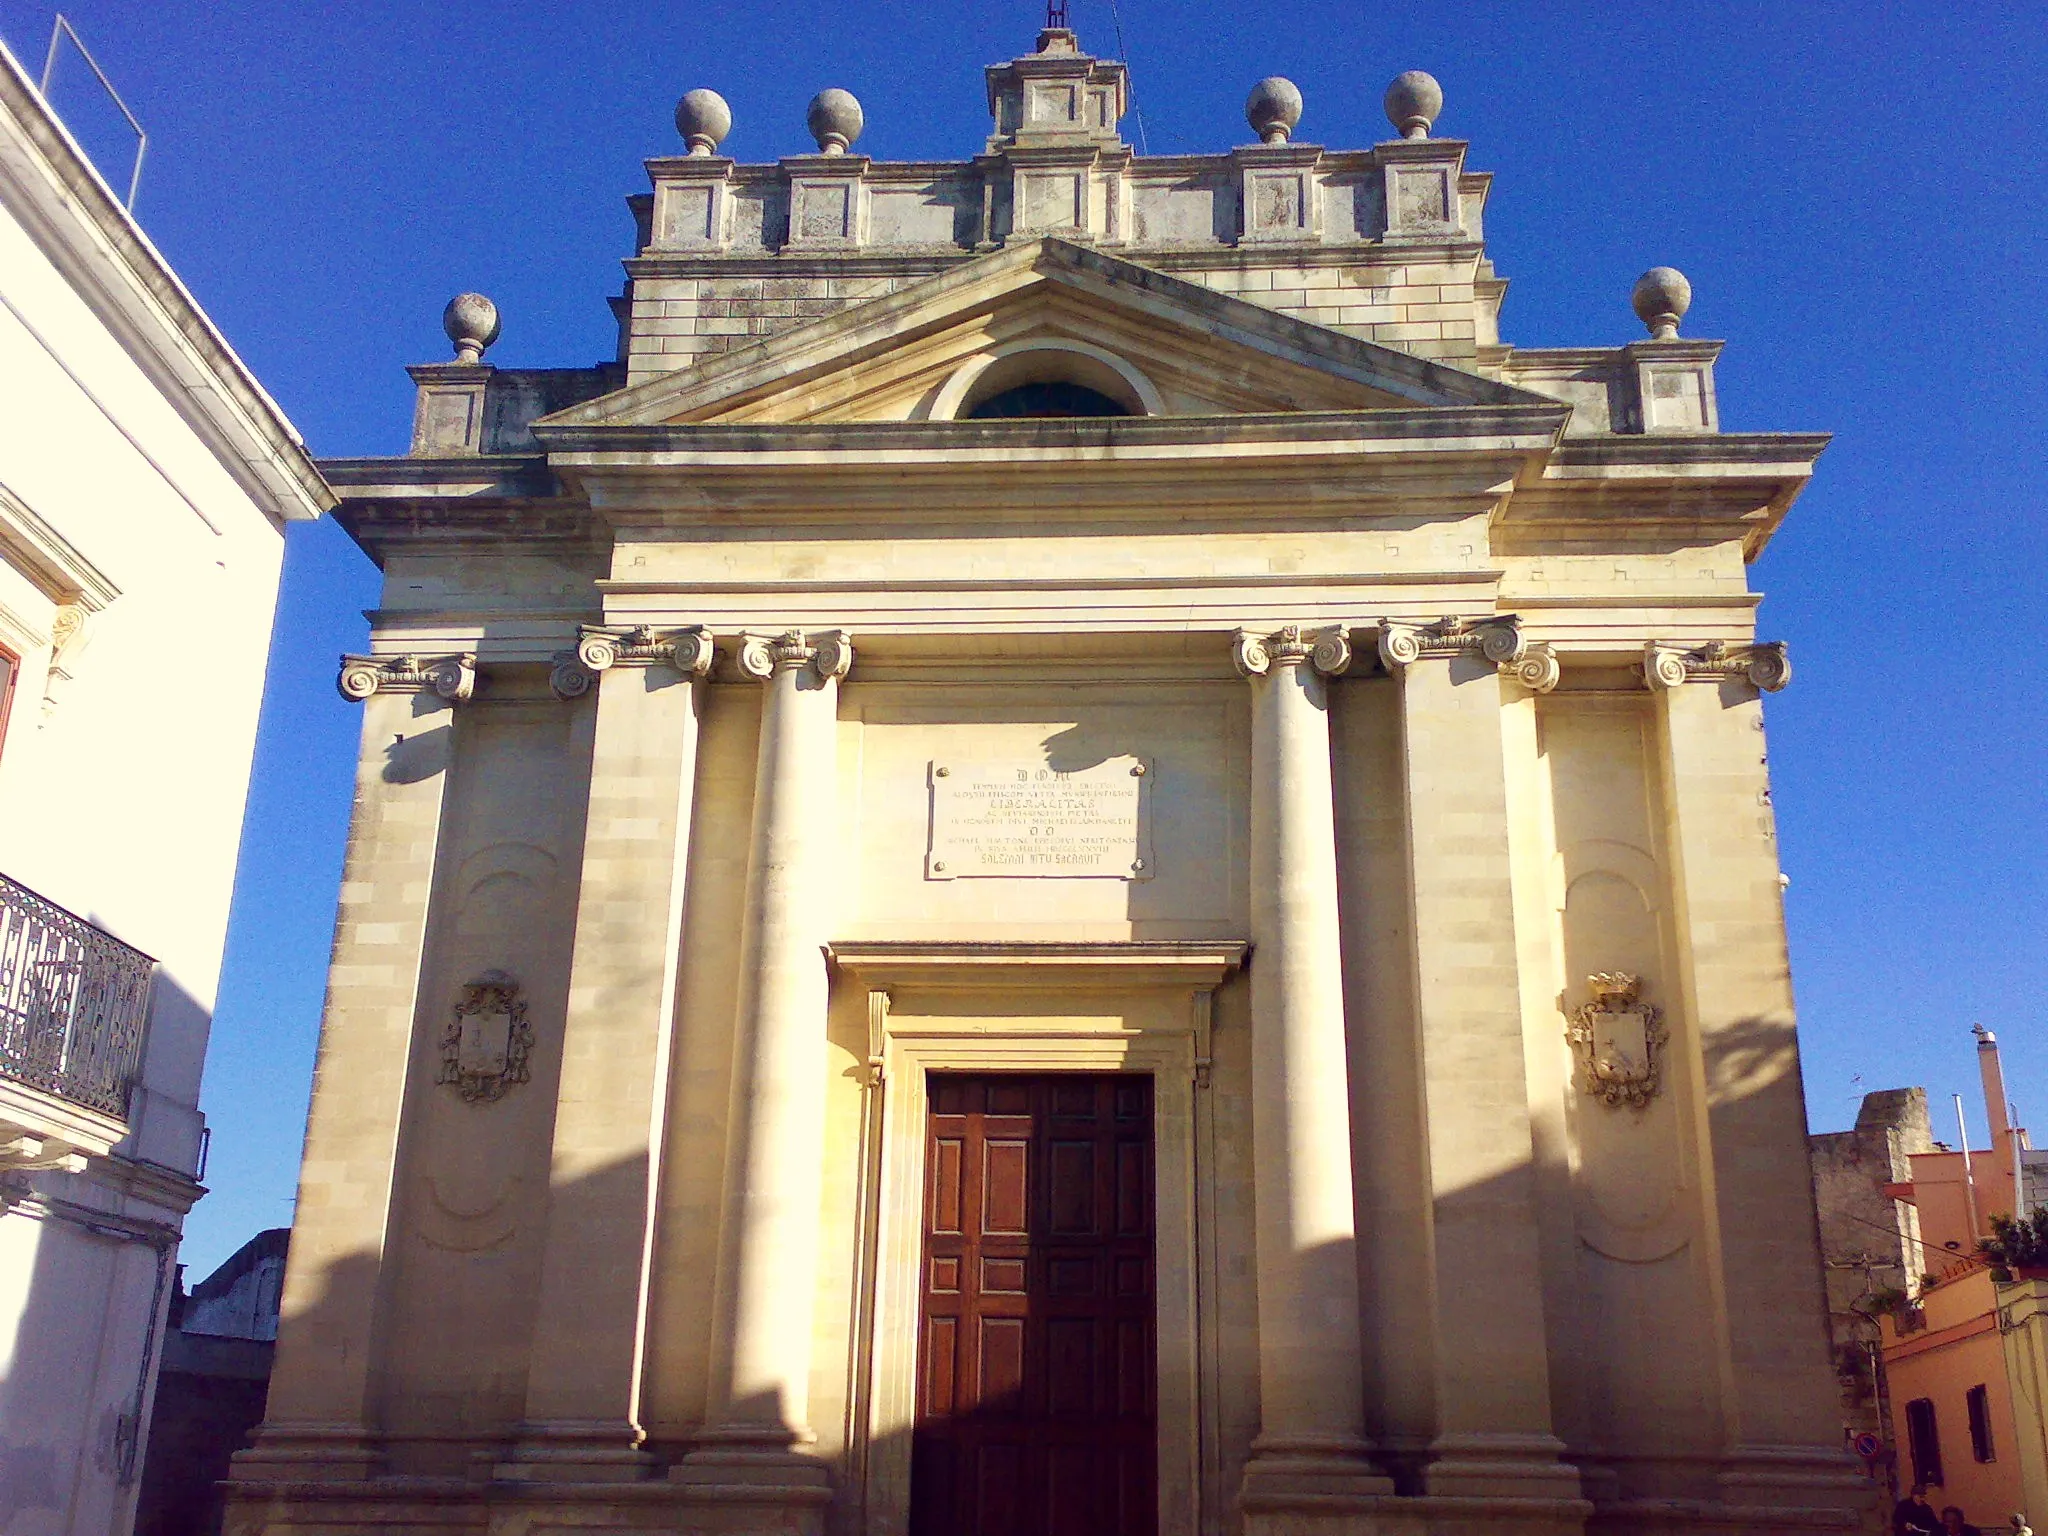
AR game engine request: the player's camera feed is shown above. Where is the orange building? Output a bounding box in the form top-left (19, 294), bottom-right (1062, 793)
top-left (1880, 1028), bottom-right (2048, 1527)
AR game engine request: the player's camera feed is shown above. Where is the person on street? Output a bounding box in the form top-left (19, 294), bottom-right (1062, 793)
top-left (1895, 1488), bottom-right (1939, 1536)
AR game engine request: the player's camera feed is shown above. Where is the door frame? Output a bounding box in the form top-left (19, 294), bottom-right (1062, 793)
top-left (828, 941), bottom-right (1245, 1536)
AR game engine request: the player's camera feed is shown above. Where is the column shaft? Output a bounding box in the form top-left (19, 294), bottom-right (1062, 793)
top-left (1235, 627), bottom-right (1391, 1506)
top-left (1654, 679), bottom-right (1862, 1509)
top-left (1395, 654), bottom-right (1577, 1500)
top-left (504, 656), bottom-right (706, 1479)
top-left (236, 687), bottom-right (454, 1480)
top-left (679, 630), bottom-right (847, 1506)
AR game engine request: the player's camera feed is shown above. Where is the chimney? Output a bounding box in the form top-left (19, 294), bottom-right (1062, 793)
top-left (1977, 1023), bottom-right (2013, 1149)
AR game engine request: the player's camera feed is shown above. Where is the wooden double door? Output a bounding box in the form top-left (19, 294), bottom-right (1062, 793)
top-left (910, 1073), bottom-right (1157, 1536)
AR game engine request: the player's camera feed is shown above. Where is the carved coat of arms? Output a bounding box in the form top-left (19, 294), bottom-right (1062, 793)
top-left (1566, 973), bottom-right (1668, 1110)
top-left (438, 972), bottom-right (532, 1103)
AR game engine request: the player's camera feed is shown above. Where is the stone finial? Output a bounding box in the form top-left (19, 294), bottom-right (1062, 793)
top-left (1383, 70), bottom-right (1443, 139)
top-left (1631, 267), bottom-right (1692, 339)
top-left (675, 88), bottom-right (731, 156)
top-left (806, 88), bottom-right (865, 155)
top-left (441, 293), bottom-right (500, 364)
top-left (1245, 77), bottom-right (1303, 144)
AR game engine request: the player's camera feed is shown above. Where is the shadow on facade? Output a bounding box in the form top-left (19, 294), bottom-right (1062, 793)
top-left (230, 1007), bottom-right (1842, 1527)
top-left (0, 1207), bottom-right (69, 1533)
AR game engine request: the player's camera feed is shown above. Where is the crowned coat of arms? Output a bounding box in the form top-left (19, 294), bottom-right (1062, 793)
top-left (1566, 973), bottom-right (1668, 1110)
top-left (439, 971), bottom-right (532, 1103)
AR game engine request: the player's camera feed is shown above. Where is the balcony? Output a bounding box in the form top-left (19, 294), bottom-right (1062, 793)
top-left (0, 870), bottom-right (154, 1171)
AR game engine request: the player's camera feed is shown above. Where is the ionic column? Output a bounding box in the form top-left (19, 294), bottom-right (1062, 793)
top-left (232, 654), bottom-right (471, 1482)
top-left (501, 626), bottom-right (714, 1481)
top-left (1376, 618), bottom-right (1578, 1502)
top-left (1645, 643), bottom-right (1864, 1513)
top-left (1232, 625), bottom-right (1394, 1506)
top-left (675, 629), bottom-right (850, 1507)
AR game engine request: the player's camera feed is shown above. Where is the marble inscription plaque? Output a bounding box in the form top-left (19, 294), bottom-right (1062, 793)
top-left (926, 758), bottom-right (1152, 880)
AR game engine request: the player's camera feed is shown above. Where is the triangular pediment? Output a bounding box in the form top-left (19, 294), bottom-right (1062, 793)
top-left (536, 237), bottom-right (1552, 432)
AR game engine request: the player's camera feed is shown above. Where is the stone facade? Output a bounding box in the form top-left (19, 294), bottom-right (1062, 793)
top-left (1809, 1090), bottom-right (1935, 1451)
top-left (227, 29), bottom-right (1865, 1536)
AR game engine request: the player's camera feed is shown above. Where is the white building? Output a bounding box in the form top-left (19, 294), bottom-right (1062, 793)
top-left (0, 37), bottom-right (330, 1536)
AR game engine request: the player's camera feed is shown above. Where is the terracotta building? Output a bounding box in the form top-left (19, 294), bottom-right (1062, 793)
top-left (1877, 1030), bottom-right (2048, 1529)
top-left (227, 29), bottom-right (1866, 1536)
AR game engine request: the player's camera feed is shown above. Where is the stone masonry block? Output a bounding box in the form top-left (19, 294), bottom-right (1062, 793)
top-left (1371, 320), bottom-right (1445, 341)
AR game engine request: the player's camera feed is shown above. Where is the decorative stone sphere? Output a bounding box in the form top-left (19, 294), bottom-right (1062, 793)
top-left (1631, 267), bottom-right (1693, 339)
top-left (806, 88), bottom-right (864, 155)
top-left (1245, 77), bottom-right (1303, 144)
top-left (441, 292), bottom-right (500, 364)
top-left (675, 88), bottom-right (731, 156)
top-left (1384, 70), bottom-right (1443, 139)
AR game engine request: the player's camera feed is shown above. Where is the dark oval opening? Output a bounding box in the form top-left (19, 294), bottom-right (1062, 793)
top-left (964, 381), bottom-right (1134, 419)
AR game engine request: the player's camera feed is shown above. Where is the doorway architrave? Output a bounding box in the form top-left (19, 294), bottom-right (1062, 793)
top-left (826, 940), bottom-right (1245, 1536)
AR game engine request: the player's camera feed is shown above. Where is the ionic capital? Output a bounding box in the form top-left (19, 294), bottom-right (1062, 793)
top-left (1376, 614), bottom-right (1526, 672)
top-left (1503, 644), bottom-right (1561, 694)
top-left (1375, 614), bottom-right (1561, 693)
top-left (1643, 639), bottom-right (1791, 693)
top-left (1232, 624), bottom-right (1350, 678)
top-left (736, 628), bottom-right (854, 683)
top-left (550, 624), bottom-right (715, 699)
top-left (337, 652), bottom-right (476, 702)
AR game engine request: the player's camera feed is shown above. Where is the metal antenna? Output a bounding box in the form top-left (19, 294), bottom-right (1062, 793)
top-left (1047, 0), bottom-right (1069, 25)
top-left (39, 15), bottom-right (147, 211)
top-left (1104, 0), bottom-right (1150, 154)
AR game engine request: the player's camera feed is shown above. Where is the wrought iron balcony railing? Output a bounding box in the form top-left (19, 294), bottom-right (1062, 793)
top-left (0, 871), bottom-right (154, 1119)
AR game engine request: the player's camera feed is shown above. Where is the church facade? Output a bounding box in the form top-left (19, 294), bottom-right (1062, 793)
top-left (226, 30), bottom-right (1865, 1536)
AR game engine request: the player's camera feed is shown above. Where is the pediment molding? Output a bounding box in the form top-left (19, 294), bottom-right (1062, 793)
top-left (534, 237), bottom-right (1555, 434)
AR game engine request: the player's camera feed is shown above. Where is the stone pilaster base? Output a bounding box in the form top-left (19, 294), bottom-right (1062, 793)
top-left (495, 1419), bottom-right (658, 1482)
top-left (1423, 1434), bottom-right (1584, 1501)
top-left (1589, 1498), bottom-right (1868, 1536)
top-left (1716, 1446), bottom-right (1874, 1510)
top-left (226, 1424), bottom-right (381, 1483)
top-left (1240, 1492), bottom-right (1590, 1536)
top-left (222, 1479), bottom-right (832, 1536)
top-left (669, 1443), bottom-right (833, 1536)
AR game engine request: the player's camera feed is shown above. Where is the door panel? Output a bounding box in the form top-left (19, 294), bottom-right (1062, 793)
top-left (910, 1073), bottom-right (1157, 1536)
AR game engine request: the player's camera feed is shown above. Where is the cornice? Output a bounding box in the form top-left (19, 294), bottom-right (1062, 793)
top-left (827, 939), bottom-right (1248, 991)
top-left (316, 455), bottom-right (558, 496)
top-left (89, 1152), bottom-right (207, 1216)
top-left (536, 403), bottom-right (1568, 462)
top-left (0, 476), bottom-right (119, 607)
top-left (0, 42), bottom-right (331, 526)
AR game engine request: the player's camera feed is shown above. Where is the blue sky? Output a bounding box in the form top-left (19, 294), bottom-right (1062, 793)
top-left (9, 3), bottom-right (2040, 1275)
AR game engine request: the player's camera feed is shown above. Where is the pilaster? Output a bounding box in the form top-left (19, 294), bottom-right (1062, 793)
top-left (1378, 620), bottom-right (1581, 1506)
top-left (1232, 623), bottom-right (1396, 1523)
top-left (672, 628), bottom-right (851, 1525)
top-left (1648, 649), bottom-right (1867, 1515)
top-left (232, 660), bottom-right (464, 1481)
top-left (500, 625), bottom-right (714, 1482)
